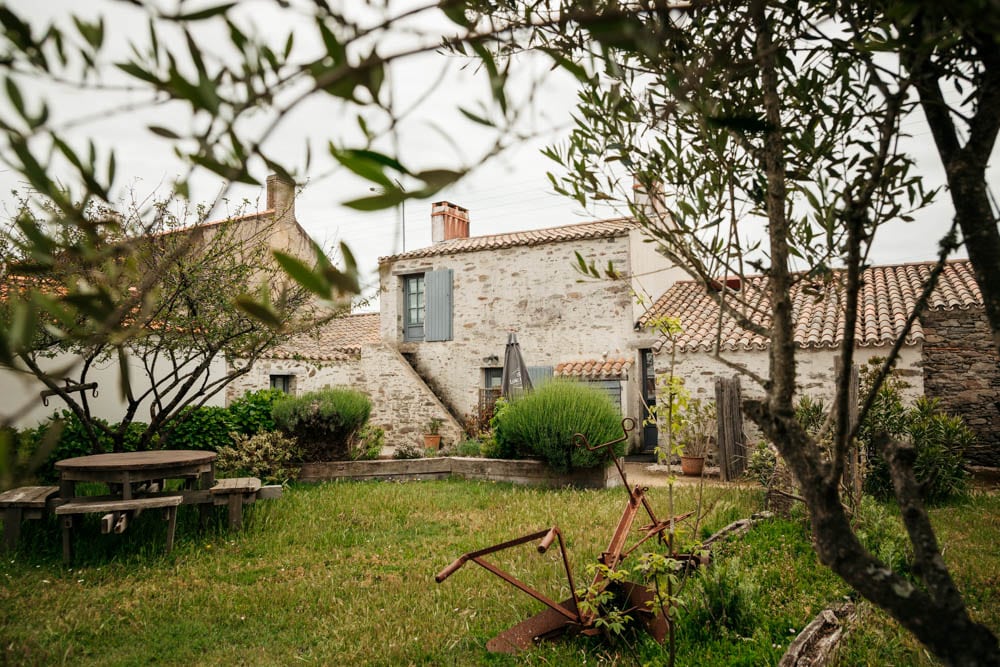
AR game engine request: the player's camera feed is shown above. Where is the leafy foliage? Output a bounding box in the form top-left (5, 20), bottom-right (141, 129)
top-left (215, 430), bottom-right (301, 485)
top-left (491, 380), bottom-right (623, 472)
top-left (228, 389), bottom-right (285, 436)
top-left (392, 441), bottom-right (425, 460)
top-left (859, 363), bottom-right (971, 503)
top-left (272, 388), bottom-right (371, 462)
top-left (14, 412), bottom-right (156, 483)
top-left (348, 424), bottom-right (384, 461)
top-left (746, 441), bottom-right (778, 488)
top-left (163, 406), bottom-right (235, 452)
top-left (854, 497), bottom-right (913, 577)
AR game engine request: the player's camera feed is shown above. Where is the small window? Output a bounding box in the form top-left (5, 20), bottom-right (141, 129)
top-left (484, 367), bottom-right (503, 389)
top-left (270, 374), bottom-right (294, 394)
top-left (403, 274), bottom-right (425, 341)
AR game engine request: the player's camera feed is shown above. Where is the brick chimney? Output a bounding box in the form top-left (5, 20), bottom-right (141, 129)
top-left (266, 173), bottom-right (296, 224)
top-left (431, 201), bottom-right (469, 244)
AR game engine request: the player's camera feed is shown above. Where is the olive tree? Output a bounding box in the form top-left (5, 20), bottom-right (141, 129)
top-left (471, 0), bottom-right (998, 663)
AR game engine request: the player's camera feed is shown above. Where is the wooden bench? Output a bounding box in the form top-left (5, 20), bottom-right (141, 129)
top-left (55, 495), bottom-right (183, 565)
top-left (0, 485), bottom-right (60, 552)
top-left (210, 477), bottom-right (261, 529)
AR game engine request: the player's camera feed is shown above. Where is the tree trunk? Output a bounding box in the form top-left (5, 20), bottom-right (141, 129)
top-left (745, 401), bottom-right (1000, 666)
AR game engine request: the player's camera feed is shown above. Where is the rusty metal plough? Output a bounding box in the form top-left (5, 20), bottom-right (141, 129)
top-left (435, 418), bottom-right (701, 653)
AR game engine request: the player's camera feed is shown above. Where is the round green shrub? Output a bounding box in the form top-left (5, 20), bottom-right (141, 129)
top-left (19, 410), bottom-right (114, 482)
top-left (492, 380), bottom-right (624, 472)
top-left (864, 397), bottom-right (971, 503)
top-left (272, 387), bottom-right (372, 461)
top-left (164, 405), bottom-right (235, 451)
top-left (215, 430), bottom-right (302, 485)
top-left (228, 388), bottom-right (284, 436)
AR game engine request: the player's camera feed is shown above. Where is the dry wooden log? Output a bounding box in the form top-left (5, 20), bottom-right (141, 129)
top-left (778, 602), bottom-right (857, 667)
top-left (702, 512), bottom-right (773, 549)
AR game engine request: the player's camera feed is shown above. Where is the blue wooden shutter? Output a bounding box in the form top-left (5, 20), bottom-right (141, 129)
top-left (425, 269), bottom-right (453, 341)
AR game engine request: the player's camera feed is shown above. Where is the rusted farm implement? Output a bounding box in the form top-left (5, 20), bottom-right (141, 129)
top-left (435, 418), bottom-right (701, 653)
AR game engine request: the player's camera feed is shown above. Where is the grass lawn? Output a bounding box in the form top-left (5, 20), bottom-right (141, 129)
top-left (1, 479), bottom-right (996, 665)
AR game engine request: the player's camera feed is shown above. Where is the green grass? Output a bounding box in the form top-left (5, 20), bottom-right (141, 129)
top-left (0, 481), bottom-right (996, 665)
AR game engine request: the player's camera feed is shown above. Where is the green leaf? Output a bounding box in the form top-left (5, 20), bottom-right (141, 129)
top-left (235, 295), bottom-right (283, 329)
top-left (72, 16), bottom-right (104, 50)
top-left (116, 61), bottom-right (161, 85)
top-left (5, 77), bottom-right (25, 119)
top-left (341, 191), bottom-right (406, 212)
top-left (148, 125), bottom-right (181, 139)
top-left (331, 147), bottom-right (408, 189)
top-left (458, 106), bottom-right (494, 127)
top-left (273, 250), bottom-right (331, 299)
top-left (415, 169), bottom-right (462, 190)
top-left (166, 3), bottom-right (236, 21)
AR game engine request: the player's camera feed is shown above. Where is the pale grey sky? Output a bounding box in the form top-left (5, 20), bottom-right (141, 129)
top-left (1, 0), bottom-right (987, 307)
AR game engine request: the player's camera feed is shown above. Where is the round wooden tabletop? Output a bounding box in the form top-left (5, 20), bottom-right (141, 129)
top-left (55, 449), bottom-right (217, 472)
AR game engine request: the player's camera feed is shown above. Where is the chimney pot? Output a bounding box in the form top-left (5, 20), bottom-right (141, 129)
top-left (431, 201), bottom-right (470, 244)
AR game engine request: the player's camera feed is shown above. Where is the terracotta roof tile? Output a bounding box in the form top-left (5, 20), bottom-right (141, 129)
top-left (641, 260), bottom-right (982, 352)
top-left (263, 312), bottom-right (380, 361)
top-left (378, 218), bottom-right (636, 263)
top-left (555, 358), bottom-right (633, 379)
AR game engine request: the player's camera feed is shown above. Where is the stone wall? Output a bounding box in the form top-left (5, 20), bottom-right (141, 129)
top-left (381, 232), bottom-right (644, 425)
top-left (226, 344), bottom-right (464, 450)
top-left (650, 344), bottom-right (925, 453)
top-left (921, 307), bottom-right (1000, 466)
top-left (663, 345), bottom-right (924, 404)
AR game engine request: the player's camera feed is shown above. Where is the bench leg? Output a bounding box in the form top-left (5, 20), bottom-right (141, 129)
top-left (227, 494), bottom-right (243, 530)
top-left (164, 507), bottom-right (178, 554)
top-left (3, 507), bottom-right (22, 552)
top-left (61, 516), bottom-right (74, 566)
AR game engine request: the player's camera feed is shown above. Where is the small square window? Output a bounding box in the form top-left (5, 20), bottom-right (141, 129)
top-left (484, 367), bottom-right (503, 389)
top-left (270, 374), bottom-right (294, 394)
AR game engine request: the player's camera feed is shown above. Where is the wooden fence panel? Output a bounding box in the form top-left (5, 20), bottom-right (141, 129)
top-left (715, 375), bottom-right (747, 482)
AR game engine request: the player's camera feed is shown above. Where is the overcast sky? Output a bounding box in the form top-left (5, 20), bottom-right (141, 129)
top-left (2, 1), bottom-right (989, 308)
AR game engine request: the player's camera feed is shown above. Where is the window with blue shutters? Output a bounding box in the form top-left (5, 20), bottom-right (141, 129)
top-left (402, 269), bottom-right (453, 342)
top-left (403, 274), bottom-right (425, 341)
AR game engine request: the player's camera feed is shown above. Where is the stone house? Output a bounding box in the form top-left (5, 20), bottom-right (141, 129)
top-left (220, 190), bottom-right (998, 464)
top-left (0, 173), bottom-right (315, 428)
top-left (375, 201), bottom-right (686, 449)
top-left (638, 260), bottom-right (999, 465)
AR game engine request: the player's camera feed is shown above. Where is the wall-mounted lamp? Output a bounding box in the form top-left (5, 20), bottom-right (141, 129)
top-left (483, 354), bottom-right (500, 365)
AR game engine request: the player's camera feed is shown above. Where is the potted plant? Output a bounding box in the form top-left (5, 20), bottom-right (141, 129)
top-left (423, 417), bottom-right (444, 450)
top-left (677, 399), bottom-right (716, 476)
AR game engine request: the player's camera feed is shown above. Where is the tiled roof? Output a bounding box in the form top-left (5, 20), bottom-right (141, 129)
top-left (556, 358), bottom-right (633, 379)
top-left (263, 312), bottom-right (380, 361)
top-left (641, 260), bottom-right (982, 352)
top-left (378, 218), bottom-right (636, 263)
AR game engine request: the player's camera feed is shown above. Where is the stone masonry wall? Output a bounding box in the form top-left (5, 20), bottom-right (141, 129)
top-left (655, 344), bottom-right (924, 451)
top-left (226, 346), bottom-right (464, 450)
top-left (921, 307), bottom-right (1000, 466)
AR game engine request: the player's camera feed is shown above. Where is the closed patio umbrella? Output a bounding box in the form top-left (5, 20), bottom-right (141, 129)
top-left (500, 332), bottom-right (533, 398)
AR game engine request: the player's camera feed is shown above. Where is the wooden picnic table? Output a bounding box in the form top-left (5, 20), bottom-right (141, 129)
top-left (53, 450), bottom-right (217, 564)
top-left (55, 449), bottom-right (217, 500)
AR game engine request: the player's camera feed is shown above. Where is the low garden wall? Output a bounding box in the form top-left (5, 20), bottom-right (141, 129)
top-left (298, 457), bottom-right (622, 489)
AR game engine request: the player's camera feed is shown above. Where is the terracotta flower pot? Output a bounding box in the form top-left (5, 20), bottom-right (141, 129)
top-left (680, 455), bottom-right (705, 476)
top-left (423, 434), bottom-right (442, 450)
